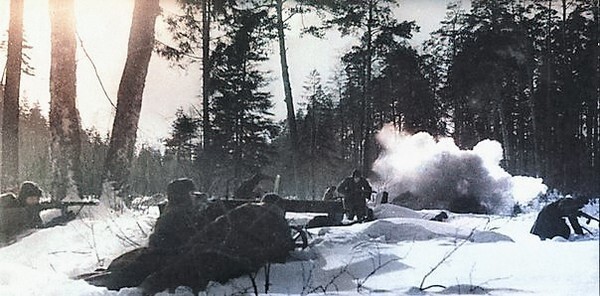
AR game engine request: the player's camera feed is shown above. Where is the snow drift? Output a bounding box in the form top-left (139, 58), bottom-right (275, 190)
top-left (0, 202), bottom-right (597, 295)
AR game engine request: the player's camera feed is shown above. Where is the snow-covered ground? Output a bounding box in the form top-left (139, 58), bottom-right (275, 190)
top-left (0, 202), bottom-right (598, 296)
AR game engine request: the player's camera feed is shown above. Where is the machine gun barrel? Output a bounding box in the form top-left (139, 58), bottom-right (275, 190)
top-left (578, 211), bottom-right (599, 224)
top-left (37, 199), bottom-right (99, 211)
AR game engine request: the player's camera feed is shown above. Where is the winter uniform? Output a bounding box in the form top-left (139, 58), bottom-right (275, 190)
top-left (0, 182), bottom-right (43, 244)
top-left (87, 178), bottom-right (205, 290)
top-left (148, 178), bottom-right (201, 250)
top-left (0, 193), bottom-right (19, 211)
top-left (233, 173), bottom-right (273, 199)
top-left (86, 182), bottom-right (293, 294)
top-left (530, 197), bottom-right (588, 240)
top-left (430, 211), bottom-right (449, 222)
top-left (140, 194), bottom-right (294, 294)
top-left (337, 170), bottom-right (372, 222)
top-left (322, 186), bottom-right (337, 201)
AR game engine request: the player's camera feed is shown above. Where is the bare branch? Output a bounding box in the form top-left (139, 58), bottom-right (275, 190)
top-left (419, 228), bottom-right (476, 291)
top-left (76, 31), bottom-right (117, 109)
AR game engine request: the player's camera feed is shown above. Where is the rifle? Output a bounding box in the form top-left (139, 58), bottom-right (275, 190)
top-left (36, 199), bottom-right (100, 227)
top-left (37, 199), bottom-right (99, 211)
top-left (578, 211), bottom-right (599, 224)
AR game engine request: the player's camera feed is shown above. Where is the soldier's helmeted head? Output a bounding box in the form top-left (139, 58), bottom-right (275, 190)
top-left (261, 193), bottom-right (282, 204)
top-left (18, 181), bottom-right (42, 206)
top-left (558, 196), bottom-right (588, 214)
top-left (352, 169), bottom-right (362, 182)
top-left (167, 178), bottom-right (196, 206)
top-left (261, 193), bottom-right (286, 216)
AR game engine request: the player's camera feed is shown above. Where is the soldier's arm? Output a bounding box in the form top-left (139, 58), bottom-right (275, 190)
top-left (568, 215), bottom-right (584, 235)
top-left (357, 179), bottom-right (372, 194)
top-left (364, 180), bottom-right (372, 193)
top-left (337, 179), bottom-right (349, 195)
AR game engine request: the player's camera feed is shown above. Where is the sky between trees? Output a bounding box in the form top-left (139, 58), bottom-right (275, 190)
top-left (0, 0), bottom-right (451, 148)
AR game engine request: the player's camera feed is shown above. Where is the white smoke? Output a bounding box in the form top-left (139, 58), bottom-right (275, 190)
top-left (371, 125), bottom-right (547, 215)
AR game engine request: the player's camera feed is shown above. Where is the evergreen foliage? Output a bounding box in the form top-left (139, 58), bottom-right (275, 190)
top-left (205, 7), bottom-right (278, 196)
top-left (296, 70), bottom-right (341, 199)
top-left (3, 0), bottom-right (598, 200)
top-left (424, 0), bottom-right (599, 195)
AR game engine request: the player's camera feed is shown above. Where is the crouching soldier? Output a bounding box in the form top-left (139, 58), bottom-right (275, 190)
top-left (337, 169), bottom-right (373, 222)
top-left (139, 193), bottom-right (294, 294)
top-left (530, 196), bottom-right (591, 240)
top-left (234, 172), bottom-right (274, 199)
top-left (85, 178), bottom-right (205, 290)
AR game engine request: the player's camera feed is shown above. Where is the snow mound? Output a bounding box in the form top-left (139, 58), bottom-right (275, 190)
top-left (373, 203), bottom-right (453, 221)
top-left (0, 206), bottom-right (155, 278)
top-left (206, 242), bottom-right (410, 296)
top-left (0, 263), bottom-right (107, 296)
top-left (373, 204), bottom-right (428, 219)
top-left (363, 219), bottom-right (513, 243)
top-left (0, 202), bottom-right (596, 296)
top-left (312, 213), bottom-right (513, 245)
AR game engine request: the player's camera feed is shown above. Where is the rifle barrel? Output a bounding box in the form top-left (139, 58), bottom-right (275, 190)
top-left (579, 211), bottom-right (599, 222)
top-left (37, 200), bottom-right (99, 210)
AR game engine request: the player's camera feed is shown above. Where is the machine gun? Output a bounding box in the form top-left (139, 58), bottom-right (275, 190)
top-left (578, 210), bottom-right (599, 224)
top-left (37, 199), bottom-right (100, 212)
top-left (36, 199), bottom-right (100, 226)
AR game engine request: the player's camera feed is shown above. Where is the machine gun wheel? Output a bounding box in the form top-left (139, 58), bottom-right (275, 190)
top-left (290, 225), bottom-right (308, 250)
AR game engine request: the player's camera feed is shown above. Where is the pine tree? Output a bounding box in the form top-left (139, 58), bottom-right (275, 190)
top-left (296, 70), bottom-right (340, 199)
top-left (373, 45), bottom-right (443, 136)
top-left (305, 0), bottom-right (416, 173)
top-left (81, 129), bottom-right (109, 196)
top-left (165, 109), bottom-right (200, 162)
top-left (207, 7), bottom-right (278, 196)
top-left (527, 0), bottom-right (599, 193)
top-left (18, 102), bottom-right (51, 190)
top-left (1, 0), bottom-right (24, 191)
top-left (48, 0), bottom-right (83, 200)
top-left (163, 108), bottom-right (200, 183)
top-left (131, 145), bottom-right (172, 196)
top-left (446, 1), bottom-right (534, 159)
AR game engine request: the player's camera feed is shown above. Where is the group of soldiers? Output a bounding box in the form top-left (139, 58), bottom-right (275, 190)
top-left (329, 169), bottom-right (598, 240)
top-left (84, 178), bottom-right (294, 294)
top-left (0, 170), bottom-right (598, 293)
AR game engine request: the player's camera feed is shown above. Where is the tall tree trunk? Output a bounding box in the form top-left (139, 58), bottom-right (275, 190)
top-left (276, 0), bottom-right (298, 193)
top-left (527, 70), bottom-right (541, 176)
top-left (103, 0), bottom-right (160, 202)
top-left (594, 3), bottom-right (600, 192)
top-left (1, 0), bottom-right (24, 191)
top-left (202, 0), bottom-right (211, 149)
top-left (197, 0), bottom-right (214, 193)
top-left (48, 0), bottom-right (83, 200)
top-left (361, 0), bottom-right (374, 175)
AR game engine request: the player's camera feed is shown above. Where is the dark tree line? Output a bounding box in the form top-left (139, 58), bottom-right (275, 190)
top-left (2, 0), bottom-right (597, 200)
top-left (426, 0), bottom-right (599, 196)
top-left (6, 103), bottom-right (178, 198)
top-left (163, 0), bottom-right (598, 199)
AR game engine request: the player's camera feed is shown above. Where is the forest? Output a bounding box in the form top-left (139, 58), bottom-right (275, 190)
top-left (1, 0), bottom-right (598, 203)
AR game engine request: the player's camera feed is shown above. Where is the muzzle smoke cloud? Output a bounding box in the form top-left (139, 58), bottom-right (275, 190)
top-left (371, 125), bottom-right (547, 215)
